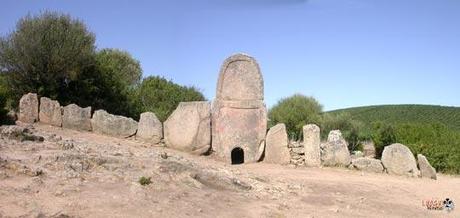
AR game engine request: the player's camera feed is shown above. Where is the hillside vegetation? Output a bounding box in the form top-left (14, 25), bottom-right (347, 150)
top-left (327, 105), bottom-right (460, 174)
top-left (328, 104), bottom-right (460, 131)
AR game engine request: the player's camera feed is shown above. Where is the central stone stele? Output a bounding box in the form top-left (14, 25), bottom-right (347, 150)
top-left (212, 53), bottom-right (267, 164)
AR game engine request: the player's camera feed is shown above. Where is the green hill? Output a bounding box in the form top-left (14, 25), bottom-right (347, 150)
top-left (327, 104), bottom-right (460, 174)
top-left (328, 104), bottom-right (460, 132)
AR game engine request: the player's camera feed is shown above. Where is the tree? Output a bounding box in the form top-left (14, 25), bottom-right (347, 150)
top-left (136, 76), bottom-right (206, 121)
top-left (268, 94), bottom-right (323, 140)
top-left (0, 11), bottom-right (96, 105)
top-left (95, 48), bottom-right (142, 87)
top-left (89, 48), bottom-right (143, 118)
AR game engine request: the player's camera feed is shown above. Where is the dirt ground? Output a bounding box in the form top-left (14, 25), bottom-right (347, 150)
top-left (1, 123), bottom-right (459, 218)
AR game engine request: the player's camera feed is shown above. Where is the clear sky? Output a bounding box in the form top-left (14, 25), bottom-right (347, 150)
top-left (1, 0), bottom-right (459, 111)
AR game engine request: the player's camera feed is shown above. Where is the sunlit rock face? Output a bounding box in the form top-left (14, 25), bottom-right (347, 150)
top-left (212, 53), bottom-right (267, 164)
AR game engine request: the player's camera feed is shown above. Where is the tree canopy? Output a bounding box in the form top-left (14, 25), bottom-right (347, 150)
top-left (0, 11), bottom-right (96, 104)
top-left (268, 94), bottom-right (323, 140)
top-left (136, 76), bottom-right (206, 121)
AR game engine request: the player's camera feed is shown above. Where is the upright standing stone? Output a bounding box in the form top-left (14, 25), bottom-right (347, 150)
top-left (381, 143), bottom-right (419, 177)
top-left (417, 154), bottom-right (437, 180)
top-left (18, 93), bottom-right (39, 123)
top-left (212, 54), bottom-right (267, 164)
top-left (264, 123), bottom-right (290, 164)
top-left (62, 104), bottom-right (92, 131)
top-left (136, 112), bottom-right (163, 144)
top-left (362, 141), bottom-right (376, 158)
top-left (303, 124), bottom-right (321, 167)
top-left (91, 110), bottom-right (138, 138)
top-left (164, 102), bottom-right (211, 155)
top-left (39, 97), bottom-right (62, 127)
top-left (321, 130), bottom-right (351, 167)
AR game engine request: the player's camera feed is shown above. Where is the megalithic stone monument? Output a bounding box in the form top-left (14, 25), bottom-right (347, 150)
top-left (212, 53), bottom-right (267, 164)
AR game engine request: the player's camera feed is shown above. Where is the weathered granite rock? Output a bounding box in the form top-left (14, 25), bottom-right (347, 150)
top-left (321, 130), bottom-right (351, 167)
top-left (303, 124), bottom-right (321, 167)
top-left (62, 104), bottom-right (92, 131)
top-left (39, 97), bottom-right (62, 127)
top-left (91, 110), bottom-right (137, 137)
top-left (417, 154), bottom-right (437, 180)
top-left (381, 143), bottom-right (419, 177)
top-left (164, 102), bottom-right (211, 155)
top-left (136, 112), bottom-right (162, 144)
top-left (18, 93), bottom-right (39, 123)
top-left (264, 123), bottom-right (290, 164)
top-left (212, 54), bottom-right (267, 164)
top-left (351, 157), bottom-right (384, 173)
top-left (363, 141), bottom-right (376, 158)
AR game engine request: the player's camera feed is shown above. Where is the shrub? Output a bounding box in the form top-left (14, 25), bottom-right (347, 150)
top-left (136, 76), bottom-right (206, 121)
top-left (138, 176), bottom-right (152, 186)
top-left (394, 123), bottom-right (460, 174)
top-left (0, 11), bottom-right (96, 106)
top-left (371, 122), bottom-right (397, 158)
top-left (268, 94), bottom-right (322, 140)
top-left (95, 48), bottom-right (142, 87)
top-left (90, 48), bottom-right (143, 119)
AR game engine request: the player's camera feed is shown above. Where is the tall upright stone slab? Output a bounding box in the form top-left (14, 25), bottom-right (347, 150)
top-left (303, 124), bottom-right (321, 167)
top-left (321, 130), bottom-right (351, 167)
top-left (136, 112), bottom-right (163, 144)
top-left (164, 102), bottom-right (211, 155)
top-left (62, 104), bottom-right (92, 131)
top-left (212, 54), bottom-right (267, 164)
top-left (39, 97), bottom-right (62, 127)
top-left (18, 93), bottom-right (39, 123)
top-left (264, 123), bottom-right (290, 164)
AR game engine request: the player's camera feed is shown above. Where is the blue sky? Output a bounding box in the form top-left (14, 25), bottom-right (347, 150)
top-left (1, 0), bottom-right (459, 111)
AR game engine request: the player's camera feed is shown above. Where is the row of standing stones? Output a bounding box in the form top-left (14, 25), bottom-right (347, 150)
top-left (16, 53), bottom-right (437, 180)
top-left (290, 124), bottom-right (437, 180)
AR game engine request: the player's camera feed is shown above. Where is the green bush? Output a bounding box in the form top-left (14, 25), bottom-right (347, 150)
top-left (95, 48), bottom-right (142, 87)
top-left (371, 122), bottom-right (397, 158)
top-left (135, 76), bottom-right (206, 121)
top-left (138, 176), bottom-right (152, 186)
top-left (0, 11), bottom-right (96, 106)
top-left (394, 123), bottom-right (460, 174)
top-left (268, 94), bottom-right (323, 140)
top-left (0, 74), bottom-right (11, 124)
top-left (91, 48), bottom-right (143, 119)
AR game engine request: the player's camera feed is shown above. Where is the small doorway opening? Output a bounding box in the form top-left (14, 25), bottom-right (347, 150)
top-left (231, 147), bottom-right (244, 165)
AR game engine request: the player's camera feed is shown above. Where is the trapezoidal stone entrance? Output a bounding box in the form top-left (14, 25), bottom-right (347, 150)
top-left (212, 53), bottom-right (267, 164)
